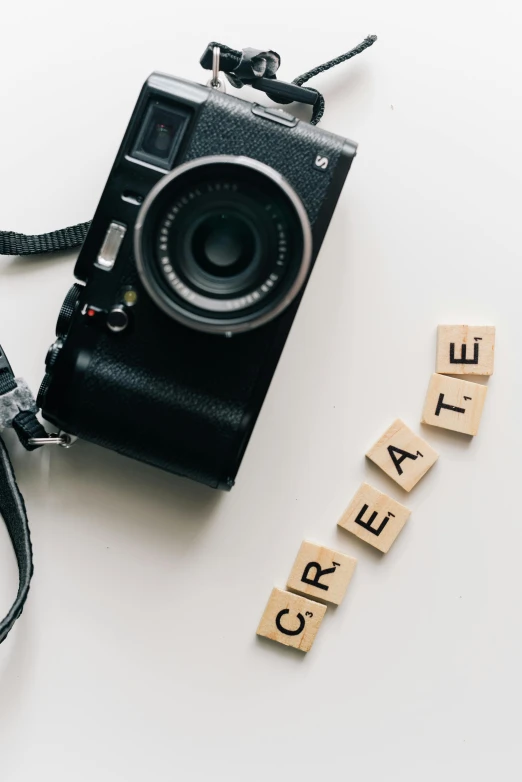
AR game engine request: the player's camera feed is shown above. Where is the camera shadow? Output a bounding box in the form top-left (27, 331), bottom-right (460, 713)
top-left (9, 431), bottom-right (224, 567)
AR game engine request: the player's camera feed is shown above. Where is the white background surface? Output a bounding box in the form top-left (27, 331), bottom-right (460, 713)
top-left (0, 2), bottom-right (520, 780)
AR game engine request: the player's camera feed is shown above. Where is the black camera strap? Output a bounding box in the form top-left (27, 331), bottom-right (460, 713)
top-left (0, 35), bottom-right (377, 644)
top-left (0, 350), bottom-right (48, 643)
top-left (0, 222), bottom-right (91, 257)
top-left (199, 35), bottom-right (377, 125)
top-left (0, 435), bottom-right (33, 644)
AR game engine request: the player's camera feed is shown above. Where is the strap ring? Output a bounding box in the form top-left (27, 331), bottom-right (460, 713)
top-left (27, 431), bottom-right (76, 448)
top-left (211, 46), bottom-right (221, 88)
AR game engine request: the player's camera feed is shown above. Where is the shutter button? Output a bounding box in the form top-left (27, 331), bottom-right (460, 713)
top-left (107, 306), bottom-right (129, 333)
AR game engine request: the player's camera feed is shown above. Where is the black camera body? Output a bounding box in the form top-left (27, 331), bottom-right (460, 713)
top-left (38, 72), bottom-right (357, 489)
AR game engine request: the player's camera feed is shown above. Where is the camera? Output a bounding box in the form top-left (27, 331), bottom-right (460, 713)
top-left (38, 72), bottom-right (357, 489)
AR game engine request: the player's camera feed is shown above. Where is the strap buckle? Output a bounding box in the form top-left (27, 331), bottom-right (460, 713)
top-left (250, 77), bottom-right (317, 106)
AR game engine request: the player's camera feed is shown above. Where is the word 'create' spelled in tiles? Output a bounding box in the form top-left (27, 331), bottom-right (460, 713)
top-left (286, 541), bottom-right (357, 605)
top-left (338, 482), bottom-right (411, 553)
top-left (366, 419), bottom-right (438, 492)
top-left (256, 588), bottom-right (327, 652)
top-left (421, 373), bottom-right (487, 436)
top-left (436, 325), bottom-right (495, 376)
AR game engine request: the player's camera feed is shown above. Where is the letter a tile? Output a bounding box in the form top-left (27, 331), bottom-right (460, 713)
top-left (256, 588), bottom-right (327, 652)
top-left (286, 541), bottom-right (357, 605)
top-left (421, 373), bottom-right (487, 436)
top-left (436, 325), bottom-right (495, 376)
top-left (366, 419), bottom-right (438, 492)
top-left (338, 483), bottom-right (411, 553)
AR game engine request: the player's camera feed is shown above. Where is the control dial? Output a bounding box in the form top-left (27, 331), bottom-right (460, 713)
top-left (37, 373), bottom-right (52, 409)
top-left (56, 283), bottom-right (83, 338)
top-left (45, 339), bottom-right (64, 369)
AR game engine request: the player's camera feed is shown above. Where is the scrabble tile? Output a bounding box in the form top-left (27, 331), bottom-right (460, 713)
top-left (436, 325), bottom-right (495, 376)
top-left (256, 588), bottom-right (327, 652)
top-left (421, 373), bottom-right (487, 436)
top-left (338, 483), bottom-right (411, 553)
top-left (366, 418), bottom-right (438, 492)
top-left (286, 541), bottom-right (357, 605)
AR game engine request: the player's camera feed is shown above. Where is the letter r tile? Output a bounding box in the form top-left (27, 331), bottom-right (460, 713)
top-left (286, 541), bottom-right (357, 605)
top-left (338, 483), bottom-right (411, 553)
top-left (256, 588), bottom-right (327, 652)
top-left (366, 419), bottom-right (438, 491)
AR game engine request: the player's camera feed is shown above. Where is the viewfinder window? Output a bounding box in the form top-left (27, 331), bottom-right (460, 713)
top-left (131, 102), bottom-right (190, 170)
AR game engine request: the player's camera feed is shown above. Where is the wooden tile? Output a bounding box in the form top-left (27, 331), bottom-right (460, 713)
top-left (338, 483), bottom-right (411, 553)
top-left (436, 325), bottom-right (495, 376)
top-left (256, 588), bottom-right (327, 652)
top-left (366, 419), bottom-right (438, 492)
top-left (286, 541), bottom-right (357, 605)
top-left (421, 373), bottom-right (487, 436)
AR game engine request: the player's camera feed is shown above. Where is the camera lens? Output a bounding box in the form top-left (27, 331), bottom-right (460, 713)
top-left (134, 156), bottom-right (312, 334)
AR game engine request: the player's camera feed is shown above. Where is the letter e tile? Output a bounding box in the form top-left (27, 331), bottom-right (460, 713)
top-left (436, 325), bottom-right (495, 376)
top-left (286, 541), bottom-right (357, 605)
top-left (338, 483), bottom-right (411, 553)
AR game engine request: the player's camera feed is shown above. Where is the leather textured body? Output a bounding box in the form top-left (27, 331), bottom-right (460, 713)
top-left (41, 75), bottom-right (356, 489)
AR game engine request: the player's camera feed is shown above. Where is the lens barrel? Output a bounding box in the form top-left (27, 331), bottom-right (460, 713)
top-left (134, 156), bottom-right (312, 334)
